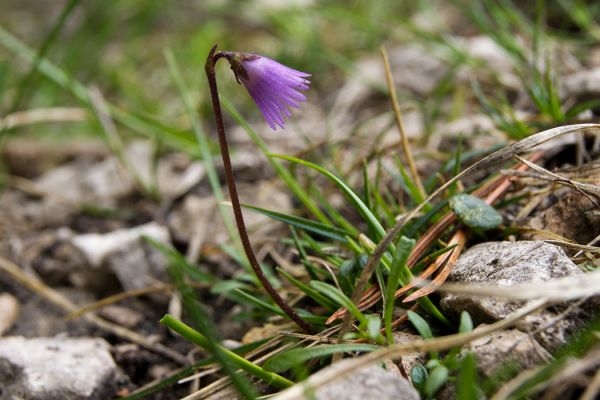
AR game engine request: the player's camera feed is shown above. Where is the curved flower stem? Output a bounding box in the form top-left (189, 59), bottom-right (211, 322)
top-left (205, 45), bottom-right (314, 334)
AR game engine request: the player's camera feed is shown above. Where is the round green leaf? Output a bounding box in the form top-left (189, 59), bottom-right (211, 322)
top-left (449, 194), bottom-right (502, 230)
top-left (410, 363), bottom-right (428, 393)
top-left (425, 365), bottom-right (449, 397)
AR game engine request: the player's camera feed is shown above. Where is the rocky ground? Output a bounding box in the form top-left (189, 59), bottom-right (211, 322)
top-left (1, 4), bottom-right (600, 399)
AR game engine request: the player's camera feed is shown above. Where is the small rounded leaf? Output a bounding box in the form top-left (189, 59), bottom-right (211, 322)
top-left (411, 363), bottom-right (428, 393)
top-left (449, 194), bottom-right (502, 230)
top-left (459, 311), bottom-right (474, 333)
top-left (425, 365), bottom-right (449, 397)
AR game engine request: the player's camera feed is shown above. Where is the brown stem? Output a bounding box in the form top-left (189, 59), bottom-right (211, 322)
top-left (204, 45), bottom-right (314, 334)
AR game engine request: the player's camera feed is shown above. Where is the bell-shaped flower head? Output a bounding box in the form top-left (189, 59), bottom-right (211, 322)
top-left (228, 53), bottom-right (310, 130)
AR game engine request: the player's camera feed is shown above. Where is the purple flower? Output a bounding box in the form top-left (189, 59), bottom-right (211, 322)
top-left (235, 54), bottom-right (310, 130)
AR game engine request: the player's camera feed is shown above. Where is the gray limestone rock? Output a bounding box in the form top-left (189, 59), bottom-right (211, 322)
top-left (464, 327), bottom-right (551, 378)
top-left (71, 222), bottom-right (170, 291)
top-left (440, 241), bottom-right (596, 351)
top-left (309, 364), bottom-right (419, 400)
top-left (0, 336), bottom-right (117, 400)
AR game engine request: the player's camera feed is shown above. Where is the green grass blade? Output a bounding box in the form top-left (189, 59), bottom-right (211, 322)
top-left (394, 157), bottom-right (427, 208)
top-left (277, 268), bottom-right (338, 311)
top-left (235, 289), bottom-right (326, 325)
top-left (384, 237), bottom-right (415, 344)
top-left (144, 237), bottom-right (217, 284)
top-left (407, 310), bottom-right (434, 339)
top-left (310, 281), bottom-right (367, 326)
top-left (159, 243), bottom-right (257, 398)
top-left (0, 26), bottom-right (196, 152)
top-left (242, 203), bottom-right (352, 243)
top-left (264, 344), bottom-right (378, 373)
top-left (161, 315), bottom-right (293, 390)
top-left (362, 160), bottom-right (372, 210)
top-left (8, 0), bottom-right (81, 112)
top-left (290, 226), bottom-right (319, 280)
top-left (121, 339), bottom-right (269, 400)
top-left (272, 154), bottom-right (386, 241)
top-left (310, 186), bottom-right (359, 235)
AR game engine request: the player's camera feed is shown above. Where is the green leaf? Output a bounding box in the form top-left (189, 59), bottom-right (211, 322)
top-left (277, 268), bottom-right (338, 311)
top-left (235, 289), bottom-right (326, 325)
top-left (338, 256), bottom-right (364, 296)
top-left (459, 311), bottom-right (474, 333)
top-left (384, 236), bottom-right (415, 344)
top-left (264, 344), bottom-right (378, 372)
top-left (161, 315), bottom-right (293, 390)
top-left (242, 203), bottom-right (351, 243)
top-left (144, 236), bottom-right (217, 284)
top-left (310, 281), bottom-right (367, 326)
top-left (425, 365), bottom-right (449, 398)
top-left (271, 154), bottom-right (386, 241)
top-left (366, 314), bottom-right (382, 341)
top-left (211, 280), bottom-right (251, 294)
top-left (457, 353), bottom-right (478, 400)
top-left (234, 289), bottom-right (283, 316)
top-left (395, 158), bottom-right (427, 208)
top-left (121, 339), bottom-right (269, 400)
top-left (411, 363), bottom-right (428, 393)
top-left (449, 193), bottom-right (502, 230)
top-left (407, 310), bottom-right (433, 339)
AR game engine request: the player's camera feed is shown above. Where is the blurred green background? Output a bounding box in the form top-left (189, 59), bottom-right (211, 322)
top-left (1, 1), bottom-right (600, 146)
top-left (0, 0), bottom-right (427, 142)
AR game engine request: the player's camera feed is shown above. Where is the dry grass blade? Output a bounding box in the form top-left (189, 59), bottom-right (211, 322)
top-left (394, 251), bottom-right (452, 298)
top-left (581, 367), bottom-right (600, 400)
top-left (495, 347), bottom-right (600, 399)
top-left (543, 240), bottom-right (600, 253)
top-left (516, 227), bottom-right (573, 242)
top-left (329, 152), bottom-right (544, 322)
top-left (380, 45), bottom-right (425, 198)
top-left (66, 281), bottom-right (212, 320)
top-left (354, 123), bottom-right (599, 314)
top-left (403, 230), bottom-right (468, 303)
top-left (439, 268), bottom-right (600, 301)
top-left (182, 341), bottom-right (297, 400)
top-left (274, 299), bottom-right (548, 400)
top-left (66, 284), bottom-right (177, 320)
top-left (491, 366), bottom-right (545, 400)
top-left (336, 123), bottom-right (597, 343)
top-left (0, 107), bottom-right (87, 130)
top-left (512, 155), bottom-right (600, 203)
top-left (574, 232), bottom-right (600, 259)
top-left (0, 256), bottom-right (187, 364)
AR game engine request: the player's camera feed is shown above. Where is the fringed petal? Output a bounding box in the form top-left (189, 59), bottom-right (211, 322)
top-left (239, 55), bottom-right (310, 131)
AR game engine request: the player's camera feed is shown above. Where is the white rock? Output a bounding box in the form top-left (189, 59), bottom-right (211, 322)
top-left (0, 293), bottom-right (19, 336)
top-left (35, 158), bottom-right (132, 204)
top-left (0, 336), bottom-right (117, 399)
top-left (71, 222), bottom-right (170, 267)
top-left (71, 222), bottom-right (171, 291)
top-left (561, 67), bottom-right (600, 99)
